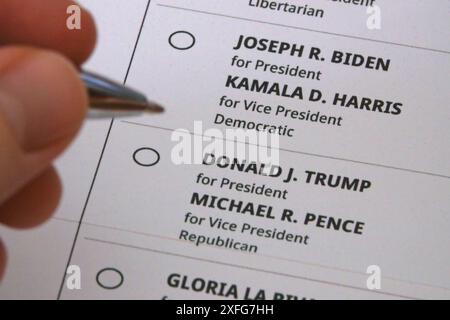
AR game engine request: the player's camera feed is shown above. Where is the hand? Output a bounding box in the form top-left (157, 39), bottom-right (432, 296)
top-left (0, 0), bottom-right (97, 279)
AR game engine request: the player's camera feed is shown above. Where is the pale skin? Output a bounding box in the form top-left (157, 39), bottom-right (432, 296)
top-left (0, 0), bottom-right (97, 279)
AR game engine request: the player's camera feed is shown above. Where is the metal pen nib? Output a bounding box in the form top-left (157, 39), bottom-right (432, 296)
top-left (81, 70), bottom-right (164, 118)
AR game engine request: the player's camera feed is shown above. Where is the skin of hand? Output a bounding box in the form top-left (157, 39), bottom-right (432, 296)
top-left (0, 0), bottom-right (97, 279)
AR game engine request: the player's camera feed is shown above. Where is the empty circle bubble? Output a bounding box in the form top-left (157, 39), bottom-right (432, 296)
top-left (96, 268), bottom-right (124, 290)
top-left (168, 31), bottom-right (196, 50)
top-left (133, 147), bottom-right (160, 167)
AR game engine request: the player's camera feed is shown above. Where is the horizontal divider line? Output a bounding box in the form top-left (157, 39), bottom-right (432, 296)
top-left (85, 236), bottom-right (419, 300)
top-left (121, 120), bottom-right (450, 180)
top-left (157, 3), bottom-right (450, 55)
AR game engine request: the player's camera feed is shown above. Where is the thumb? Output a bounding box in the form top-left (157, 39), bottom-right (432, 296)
top-left (0, 46), bottom-right (88, 205)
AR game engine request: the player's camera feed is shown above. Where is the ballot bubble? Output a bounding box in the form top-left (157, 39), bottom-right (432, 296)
top-left (96, 268), bottom-right (124, 290)
top-left (168, 31), bottom-right (196, 50)
top-left (133, 147), bottom-right (160, 167)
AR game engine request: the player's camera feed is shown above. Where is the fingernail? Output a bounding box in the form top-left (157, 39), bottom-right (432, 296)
top-left (0, 48), bottom-right (88, 152)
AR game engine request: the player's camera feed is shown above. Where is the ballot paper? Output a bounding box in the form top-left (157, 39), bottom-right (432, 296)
top-left (0, 0), bottom-right (449, 300)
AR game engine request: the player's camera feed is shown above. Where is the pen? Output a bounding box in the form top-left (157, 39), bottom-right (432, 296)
top-left (81, 70), bottom-right (164, 118)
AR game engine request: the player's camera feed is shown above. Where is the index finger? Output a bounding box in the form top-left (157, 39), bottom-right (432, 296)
top-left (0, 0), bottom-right (97, 65)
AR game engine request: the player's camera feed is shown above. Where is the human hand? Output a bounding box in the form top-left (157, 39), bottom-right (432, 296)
top-left (0, 0), bottom-right (97, 279)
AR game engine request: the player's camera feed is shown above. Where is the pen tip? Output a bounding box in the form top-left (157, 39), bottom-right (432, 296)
top-left (146, 101), bottom-right (165, 113)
